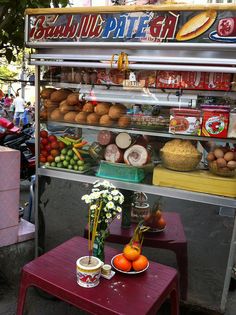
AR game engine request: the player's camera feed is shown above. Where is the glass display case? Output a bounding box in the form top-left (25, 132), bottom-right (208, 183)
top-left (25, 3), bottom-right (236, 312)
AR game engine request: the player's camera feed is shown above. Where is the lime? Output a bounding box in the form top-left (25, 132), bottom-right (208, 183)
top-left (60, 154), bottom-right (65, 161)
top-left (68, 165), bottom-right (73, 170)
top-left (77, 160), bottom-right (85, 166)
top-left (73, 154), bottom-right (79, 161)
top-left (55, 156), bottom-right (61, 163)
top-left (67, 149), bottom-right (73, 157)
top-left (78, 166), bottom-right (85, 171)
top-left (61, 148), bottom-right (68, 155)
top-left (51, 162), bottom-right (56, 167)
top-left (63, 160), bottom-right (69, 168)
top-left (45, 162), bottom-right (50, 167)
top-left (66, 155), bottom-right (71, 161)
top-left (70, 159), bottom-right (76, 166)
top-left (57, 162), bottom-right (63, 168)
top-left (73, 165), bottom-right (78, 171)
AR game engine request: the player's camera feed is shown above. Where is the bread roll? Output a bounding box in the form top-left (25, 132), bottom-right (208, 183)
top-left (94, 102), bottom-right (111, 116)
top-left (67, 93), bottom-right (80, 106)
top-left (40, 88), bottom-right (57, 99)
top-left (44, 99), bottom-right (59, 109)
top-left (87, 113), bottom-right (99, 124)
top-left (83, 102), bottom-right (94, 113)
top-left (75, 112), bottom-right (89, 124)
top-left (64, 111), bottom-right (77, 122)
top-left (99, 114), bottom-right (114, 126)
top-left (50, 89), bottom-right (71, 102)
top-left (118, 115), bottom-right (131, 128)
top-left (108, 104), bottom-right (127, 120)
top-left (59, 104), bottom-right (81, 114)
top-left (50, 108), bottom-right (64, 121)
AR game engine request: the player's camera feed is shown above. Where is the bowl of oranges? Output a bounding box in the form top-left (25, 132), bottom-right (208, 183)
top-left (111, 243), bottom-right (149, 274)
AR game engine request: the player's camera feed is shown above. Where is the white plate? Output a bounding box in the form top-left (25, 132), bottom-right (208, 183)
top-left (111, 255), bottom-right (149, 275)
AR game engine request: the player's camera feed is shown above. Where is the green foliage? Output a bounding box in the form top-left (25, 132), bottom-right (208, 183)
top-left (0, 65), bottom-right (18, 81)
top-left (0, 0), bottom-right (70, 63)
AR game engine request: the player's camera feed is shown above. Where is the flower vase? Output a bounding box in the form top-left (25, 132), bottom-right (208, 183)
top-left (93, 235), bottom-right (105, 262)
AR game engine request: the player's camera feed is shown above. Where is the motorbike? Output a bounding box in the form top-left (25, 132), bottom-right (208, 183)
top-left (0, 117), bottom-right (35, 180)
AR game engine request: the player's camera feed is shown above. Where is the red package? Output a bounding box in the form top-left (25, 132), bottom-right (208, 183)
top-left (156, 71), bottom-right (181, 89)
top-left (181, 72), bottom-right (205, 90)
top-left (203, 72), bottom-right (232, 91)
top-left (96, 69), bottom-right (125, 85)
top-left (136, 71), bottom-right (156, 88)
top-left (201, 108), bottom-right (229, 138)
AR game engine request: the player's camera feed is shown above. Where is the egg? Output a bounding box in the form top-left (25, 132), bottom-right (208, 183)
top-left (224, 151), bottom-right (235, 162)
top-left (207, 152), bottom-right (215, 162)
top-left (227, 160), bottom-right (236, 170)
top-left (214, 148), bottom-right (224, 159)
top-left (216, 157), bottom-right (227, 168)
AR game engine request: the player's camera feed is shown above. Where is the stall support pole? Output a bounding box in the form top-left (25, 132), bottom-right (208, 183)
top-left (220, 210), bottom-right (236, 312)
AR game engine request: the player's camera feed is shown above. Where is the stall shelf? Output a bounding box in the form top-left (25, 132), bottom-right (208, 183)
top-left (25, 4), bottom-right (236, 313)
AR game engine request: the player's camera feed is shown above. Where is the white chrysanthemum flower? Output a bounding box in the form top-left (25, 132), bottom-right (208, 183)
top-left (106, 213), bottom-right (112, 218)
top-left (119, 196), bottom-right (124, 204)
top-left (92, 188), bottom-right (99, 192)
top-left (111, 189), bottom-right (119, 196)
top-left (102, 180), bottom-right (111, 188)
top-left (81, 194), bottom-right (89, 200)
top-left (107, 201), bottom-right (114, 209)
top-left (84, 196), bottom-right (91, 204)
top-left (105, 219), bottom-right (108, 223)
top-left (90, 204), bottom-right (97, 210)
top-left (113, 196), bottom-right (119, 201)
top-left (117, 215), bottom-right (121, 220)
top-left (90, 192), bottom-right (100, 200)
top-left (93, 180), bottom-right (101, 187)
top-left (117, 206), bottom-right (122, 213)
top-left (108, 195), bottom-right (113, 201)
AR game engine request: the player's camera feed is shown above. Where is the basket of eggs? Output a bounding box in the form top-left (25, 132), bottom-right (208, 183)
top-left (207, 146), bottom-right (236, 177)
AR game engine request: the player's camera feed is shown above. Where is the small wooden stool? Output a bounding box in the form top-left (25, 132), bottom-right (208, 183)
top-left (16, 236), bottom-right (179, 315)
top-left (84, 211), bottom-right (188, 300)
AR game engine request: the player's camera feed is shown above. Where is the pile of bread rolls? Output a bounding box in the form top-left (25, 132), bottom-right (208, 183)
top-left (40, 87), bottom-right (131, 127)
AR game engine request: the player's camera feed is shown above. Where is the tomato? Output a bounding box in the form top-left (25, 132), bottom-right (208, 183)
top-left (45, 144), bottom-right (52, 152)
top-left (47, 155), bottom-right (54, 163)
top-left (40, 130), bottom-right (48, 138)
top-left (58, 141), bottom-right (65, 149)
top-left (132, 255), bottom-right (148, 272)
top-left (40, 156), bottom-right (47, 163)
top-left (113, 254), bottom-right (132, 272)
top-left (50, 149), bottom-right (60, 157)
top-left (51, 141), bottom-right (60, 149)
top-left (41, 138), bottom-right (48, 146)
top-left (41, 150), bottom-right (48, 158)
top-left (40, 143), bottom-right (44, 150)
top-left (123, 244), bottom-right (141, 261)
top-left (48, 135), bottom-right (57, 143)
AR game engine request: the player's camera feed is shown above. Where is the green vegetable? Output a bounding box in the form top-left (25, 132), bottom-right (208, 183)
top-left (55, 156), bottom-right (61, 163)
top-left (68, 165), bottom-right (73, 170)
top-left (66, 156), bottom-right (71, 161)
top-left (51, 162), bottom-right (56, 167)
top-left (45, 162), bottom-right (50, 167)
top-left (67, 149), bottom-right (74, 157)
top-left (61, 148), bottom-right (68, 155)
top-left (57, 162), bottom-right (63, 168)
top-left (77, 160), bottom-right (85, 166)
top-left (73, 165), bottom-right (78, 171)
top-left (78, 166), bottom-right (85, 171)
top-left (73, 154), bottom-right (79, 161)
top-left (63, 160), bottom-right (69, 168)
top-left (70, 159), bottom-right (76, 166)
top-left (60, 154), bottom-right (65, 161)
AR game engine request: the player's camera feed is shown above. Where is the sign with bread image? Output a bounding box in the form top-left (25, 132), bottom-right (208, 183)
top-left (26, 7), bottom-right (236, 45)
top-left (176, 10), bottom-right (217, 41)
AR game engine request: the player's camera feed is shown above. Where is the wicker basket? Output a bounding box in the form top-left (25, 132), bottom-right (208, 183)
top-left (209, 161), bottom-right (236, 178)
top-left (160, 151), bottom-right (202, 171)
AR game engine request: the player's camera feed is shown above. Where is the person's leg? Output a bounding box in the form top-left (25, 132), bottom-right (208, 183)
top-left (14, 112), bottom-right (20, 126)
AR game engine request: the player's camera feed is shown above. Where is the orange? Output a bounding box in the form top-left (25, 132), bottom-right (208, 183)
top-left (132, 255), bottom-right (149, 272)
top-left (113, 254), bottom-right (132, 272)
top-left (123, 244), bottom-right (141, 261)
top-left (156, 217), bottom-right (166, 230)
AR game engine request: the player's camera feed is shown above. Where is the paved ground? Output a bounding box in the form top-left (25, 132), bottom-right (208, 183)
top-left (0, 181), bottom-right (236, 314)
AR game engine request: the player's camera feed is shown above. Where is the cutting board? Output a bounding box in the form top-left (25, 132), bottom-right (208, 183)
top-left (152, 165), bottom-right (236, 197)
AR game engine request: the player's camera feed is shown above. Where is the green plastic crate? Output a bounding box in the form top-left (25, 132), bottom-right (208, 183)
top-left (96, 161), bottom-right (145, 183)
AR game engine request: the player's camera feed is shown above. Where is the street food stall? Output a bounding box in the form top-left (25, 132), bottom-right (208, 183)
top-left (25, 3), bottom-right (236, 312)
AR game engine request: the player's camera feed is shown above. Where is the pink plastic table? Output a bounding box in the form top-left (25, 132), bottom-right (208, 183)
top-left (17, 236), bottom-right (179, 315)
top-left (84, 212), bottom-right (188, 300)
